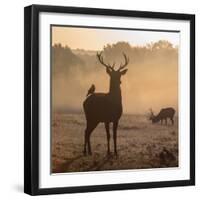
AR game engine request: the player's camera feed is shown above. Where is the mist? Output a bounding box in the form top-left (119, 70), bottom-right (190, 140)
top-left (52, 41), bottom-right (178, 115)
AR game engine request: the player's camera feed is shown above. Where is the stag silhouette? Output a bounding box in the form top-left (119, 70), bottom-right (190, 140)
top-left (149, 107), bottom-right (175, 125)
top-left (83, 52), bottom-right (129, 156)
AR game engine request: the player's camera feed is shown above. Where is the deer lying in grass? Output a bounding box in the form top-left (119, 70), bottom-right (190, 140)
top-left (149, 107), bottom-right (175, 125)
top-left (83, 52), bottom-right (129, 156)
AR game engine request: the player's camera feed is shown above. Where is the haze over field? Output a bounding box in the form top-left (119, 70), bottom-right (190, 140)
top-left (52, 26), bottom-right (179, 114)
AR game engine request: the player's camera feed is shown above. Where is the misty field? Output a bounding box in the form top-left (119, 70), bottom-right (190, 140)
top-left (51, 113), bottom-right (178, 173)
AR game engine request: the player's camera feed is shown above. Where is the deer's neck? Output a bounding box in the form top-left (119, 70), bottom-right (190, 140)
top-left (109, 82), bottom-right (122, 104)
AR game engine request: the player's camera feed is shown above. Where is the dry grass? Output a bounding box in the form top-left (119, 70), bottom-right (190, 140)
top-left (52, 113), bottom-right (178, 173)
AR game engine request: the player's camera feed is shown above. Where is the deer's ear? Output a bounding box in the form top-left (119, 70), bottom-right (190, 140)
top-left (120, 69), bottom-right (128, 75)
top-left (106, 68), bottom-right (112, 75)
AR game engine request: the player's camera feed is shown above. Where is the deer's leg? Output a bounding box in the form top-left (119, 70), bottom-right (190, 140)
top-left (105, 122), bottom-right (110, 155)
top-left (83, 128), bottom-right (88, 156)
top-left (165, 118), bottom-right (167, 125)
top-left (87, 121), bottom-right (98, 155)
top-left (170, 117), bottom-right (174, 125)
top-left (113, 121), bottom-right (119, 157)
top-left (161, 119), bottom-right (163, 125)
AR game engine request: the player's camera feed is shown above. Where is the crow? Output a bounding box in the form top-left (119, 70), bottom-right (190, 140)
top-left (86, 84), bottom-right (95, 97)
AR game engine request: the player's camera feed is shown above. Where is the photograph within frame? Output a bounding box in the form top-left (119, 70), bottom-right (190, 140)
top-left (50, 25), bottom-right (180, 174)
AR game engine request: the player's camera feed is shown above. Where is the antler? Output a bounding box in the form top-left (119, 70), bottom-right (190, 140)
top-left (118, 53), bottom-right (129, 71)
top-left (146, 108), bottom-right (154, 120)
top-left (97, 52), bottom-right (114, 71)
top-left (149, 108), bottom-right (154, 115)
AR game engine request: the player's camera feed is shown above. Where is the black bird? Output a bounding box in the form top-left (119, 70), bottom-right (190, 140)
top-left (86, 84), bottom-right (95, 97)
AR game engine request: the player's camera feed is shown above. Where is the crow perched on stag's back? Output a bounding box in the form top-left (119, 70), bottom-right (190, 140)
top-left (86, 84), bottom-right (95, 97)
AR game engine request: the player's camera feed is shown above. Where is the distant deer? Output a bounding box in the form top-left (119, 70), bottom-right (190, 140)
top-left (83, 52), bottom-right (129, 156)
top-left (149, 107), bottom-right (175, 125)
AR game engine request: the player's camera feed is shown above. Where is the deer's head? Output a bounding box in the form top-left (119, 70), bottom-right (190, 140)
top-left (97, 52), bottom-right (129, 86)
top-left (149, 108), bottom-right (157, 123)
top-left (149, 108), bottom-right (154, 119)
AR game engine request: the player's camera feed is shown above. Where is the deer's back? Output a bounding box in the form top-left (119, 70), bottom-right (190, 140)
top-left (158, 107), bottom-right (175, 118)
top-left (83, 93), bottom-right (122, 122)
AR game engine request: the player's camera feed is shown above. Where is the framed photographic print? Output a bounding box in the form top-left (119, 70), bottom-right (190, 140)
top-left (24, 4), bottom-right (195, 195)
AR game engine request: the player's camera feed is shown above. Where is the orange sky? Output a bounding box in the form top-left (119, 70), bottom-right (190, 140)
top-left (52, 26), bottom-right (179, 50)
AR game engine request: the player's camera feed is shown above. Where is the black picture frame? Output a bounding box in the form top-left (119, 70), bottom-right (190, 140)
top-left (24, 4), bottom-right (195, 195)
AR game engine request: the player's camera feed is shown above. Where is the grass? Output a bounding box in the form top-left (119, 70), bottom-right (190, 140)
top-left (51, 113), bottom-right (178, 173)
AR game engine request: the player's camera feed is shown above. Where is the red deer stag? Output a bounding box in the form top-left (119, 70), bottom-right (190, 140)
top-left (149, 107), bottom-right (175, 125)
top-left (83, 52), bottom-right (129, 156)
